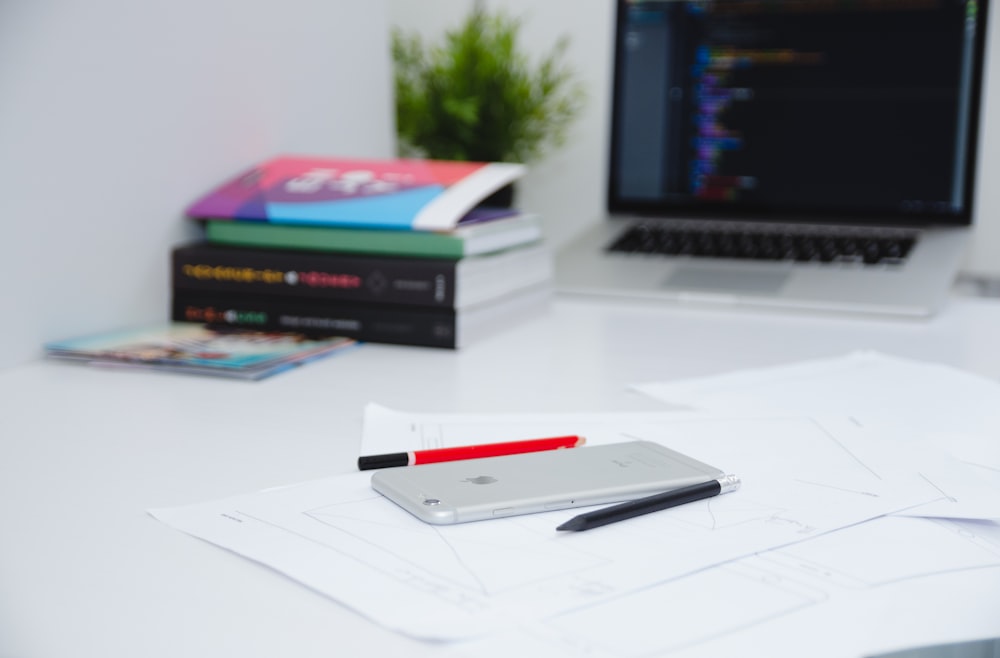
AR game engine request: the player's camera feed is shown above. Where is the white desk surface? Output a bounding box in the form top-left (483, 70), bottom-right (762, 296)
top-left (3, 294), bottom-right (999, 658)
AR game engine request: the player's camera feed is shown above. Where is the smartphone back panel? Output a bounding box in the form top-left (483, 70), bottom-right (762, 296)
top-left (370, 440), bottom-right (724, 524)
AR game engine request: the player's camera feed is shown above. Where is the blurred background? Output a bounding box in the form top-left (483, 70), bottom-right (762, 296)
top-left (2, 0), bottom-right (998, 369)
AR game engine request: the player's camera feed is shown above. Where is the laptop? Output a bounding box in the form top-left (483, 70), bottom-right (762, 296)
top-left (555, 0), bottom-right (990, 318)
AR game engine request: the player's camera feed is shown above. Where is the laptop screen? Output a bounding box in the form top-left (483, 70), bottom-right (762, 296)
top-left (608, 0), bottom-right (990, 227)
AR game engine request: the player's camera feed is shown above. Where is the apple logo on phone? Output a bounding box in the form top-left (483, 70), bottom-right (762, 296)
top-left (463, 475), bottom-right (497, 485)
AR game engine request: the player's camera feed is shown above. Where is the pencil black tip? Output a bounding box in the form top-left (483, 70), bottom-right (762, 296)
top-left (556, 518), bottom-right (585, 532)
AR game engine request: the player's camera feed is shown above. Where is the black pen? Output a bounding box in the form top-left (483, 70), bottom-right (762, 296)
top-left (556, 474), bottom-right (741, 532)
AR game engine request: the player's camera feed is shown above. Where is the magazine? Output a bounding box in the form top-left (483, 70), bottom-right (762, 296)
top-left (44, 323), bottom-right (356, 380)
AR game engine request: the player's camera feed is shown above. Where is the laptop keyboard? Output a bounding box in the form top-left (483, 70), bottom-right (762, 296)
top-left (607, 221), bottom-right (917, 266)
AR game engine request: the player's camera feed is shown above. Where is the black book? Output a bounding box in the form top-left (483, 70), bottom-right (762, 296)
top-left (171, 288), bottom-right (549, 349)
top-left (172, 241), bottom-right (551, 309)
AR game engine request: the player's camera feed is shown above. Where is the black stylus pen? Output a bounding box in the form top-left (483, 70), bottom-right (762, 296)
top-left (556, 474), bottom-right (741, 532)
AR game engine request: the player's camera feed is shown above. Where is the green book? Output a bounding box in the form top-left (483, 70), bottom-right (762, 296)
top-left (204, 213), bottom-right (542, 259)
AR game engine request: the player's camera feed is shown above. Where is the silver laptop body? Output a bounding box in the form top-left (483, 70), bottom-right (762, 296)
top-left (556, 0), bottom-right (990, 318)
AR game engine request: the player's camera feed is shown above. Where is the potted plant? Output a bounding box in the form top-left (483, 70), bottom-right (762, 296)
top-left (392, 6), bottom-right (586, 205)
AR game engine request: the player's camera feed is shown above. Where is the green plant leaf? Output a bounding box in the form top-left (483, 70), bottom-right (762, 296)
top-left (392, 7), bottom-right (586, 164)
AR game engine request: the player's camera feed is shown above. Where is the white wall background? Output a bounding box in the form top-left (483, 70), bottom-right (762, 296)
top-left (389, 0), bottom-right (1000, 277)
top-left (0, 0), bottom-right (395, 369)
top-left (970, 0), bottom-right (1000, 279)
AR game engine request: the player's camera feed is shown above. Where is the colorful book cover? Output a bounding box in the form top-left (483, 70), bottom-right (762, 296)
top-left (186, 156), bottom-right (526, 232)
top-left (44, 324), bottom-right (357, 380)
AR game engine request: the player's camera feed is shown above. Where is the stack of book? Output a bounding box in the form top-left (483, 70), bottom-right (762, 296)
top-left (174, 155), bottom-right (553, 348)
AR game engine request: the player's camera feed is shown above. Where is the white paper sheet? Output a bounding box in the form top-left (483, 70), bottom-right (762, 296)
top-left (631, 351), bottom-right (1000, 520)
top-left (359, 404), bottom-right (713, 454)
top-left (438, 515), bottom-right (1000, 658)
top-left (631, 351), bottom-right (1000, 466)
top-left (152, 412), bottom-right (950, 642)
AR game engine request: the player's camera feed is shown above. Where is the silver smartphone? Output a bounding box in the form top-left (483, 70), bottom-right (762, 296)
top-left (370, 440), bottom-right (724, 525)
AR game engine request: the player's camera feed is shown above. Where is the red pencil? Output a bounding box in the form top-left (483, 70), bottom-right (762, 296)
top-left (357, 435), bottom-right (586, 470)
